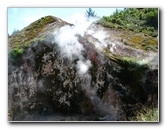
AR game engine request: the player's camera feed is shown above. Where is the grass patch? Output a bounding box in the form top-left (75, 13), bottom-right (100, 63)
top-left (122, 57), bottom-right (150, 66)
top-left (9, 48), bottom-right (24, 65)
top-left (130, 106), bottom-right (158, 121)
top-left (10, 48), bottom-right (23, 58)
top-left (123, 57), bottom-right (139, 63)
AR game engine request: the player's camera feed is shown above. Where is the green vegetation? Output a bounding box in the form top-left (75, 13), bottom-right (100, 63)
top-left (24, 16), bottom-right (56, 40)
top-left (11, 28), bottom-right (19, 35)
top-left (130, 106), bottom-right (158, 121)
top-left (123, 57), bottom-right (139, 63)
top-left (9, 49), bottom-right (24, 64)
top-left (98, 8), bottom-right (158, 37)
top-left (9, 16), bottom-right (56, 47)
top-left (99, 45), bottom-right (150, 66)
top-left (10, 48), bottom-right (23, 57)
top-left (122, 57), bottom-right (147, 65)
top-left (117, 31), bottom-right (158, 52)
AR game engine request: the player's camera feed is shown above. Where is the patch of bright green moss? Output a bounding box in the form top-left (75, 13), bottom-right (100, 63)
top-left (123, 57), bottom-right (149, 65)
top-left (123, 57), bottom-right (139, 63)
top-left (10, 48), bottom-right (23, 57)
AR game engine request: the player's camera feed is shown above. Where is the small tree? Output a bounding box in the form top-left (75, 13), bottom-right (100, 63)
top-left (85, 8), bottom-right (96, 19)
top-left (145, 10), bottom-right (158, 29)
top-left (12, 29), bottom-right (19, 35)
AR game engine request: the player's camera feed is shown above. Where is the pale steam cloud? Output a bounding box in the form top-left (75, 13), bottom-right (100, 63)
top-left (53, 13), bottom-right (97, 74)
top-left (77, 60), bottom-right (92, 75)
top-left (54, 25), bottom-right (84, 60)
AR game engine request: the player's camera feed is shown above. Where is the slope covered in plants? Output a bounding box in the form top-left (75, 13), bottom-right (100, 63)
top-left (98, 8), bottom-right (158, 37)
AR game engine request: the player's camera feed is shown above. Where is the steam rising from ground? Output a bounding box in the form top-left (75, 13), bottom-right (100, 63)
top-left (87, 29), bottom-right (108, 50)
top-left (53, 14), bottom-right (116, 118)
top-left (77, 60), bottom-right (92, 75)
top-left (54, 25), bottom-right (84, 60)
top-left (54, 14), bottom-right (97, 74)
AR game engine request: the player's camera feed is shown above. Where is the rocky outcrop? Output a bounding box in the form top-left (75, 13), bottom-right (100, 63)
top-left (8, 16), bottom-right (158, 121)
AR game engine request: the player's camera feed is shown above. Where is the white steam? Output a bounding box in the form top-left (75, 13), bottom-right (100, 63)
top-left (87, 28), bottom-right (108, 50)
top-left (54, 13), bottom-right (97, 75)
top-left (54, 25), bottom-right (84, 60)
top-left (54, 14), bottom-right (115, 116)
top-left (68, 13), bottom-right (97, 33)
top-left (77, 60), bottom-right (92, 75)
top-left (53, 14), bottom-right (115, 116)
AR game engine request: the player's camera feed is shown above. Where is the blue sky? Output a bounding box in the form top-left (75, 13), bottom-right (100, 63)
top-left (8, 8), bottom-right (123, 35)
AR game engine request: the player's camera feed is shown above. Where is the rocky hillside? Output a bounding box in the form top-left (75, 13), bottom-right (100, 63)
top-left (8, 15), bottom-right (158, 121)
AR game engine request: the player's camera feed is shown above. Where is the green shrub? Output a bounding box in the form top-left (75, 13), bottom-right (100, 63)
top-left (145, 10), bottom-right (158, 29)
top-left (103, 16), bottom-right (111, 22)
top-left (9, 48), bottom-right (24, 64)
top-left (111, 18), bottom-right (116, 23)
top-left (134, 107), bottom-right (158, 121)
top-left (116, 18), bottom-right (123, 25)
top-left (10, 48), bottom-right (23, 57)
top-left (147, 27), bottom-right (155, 32)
